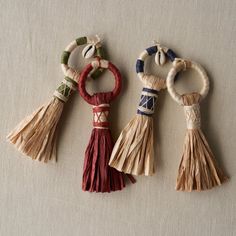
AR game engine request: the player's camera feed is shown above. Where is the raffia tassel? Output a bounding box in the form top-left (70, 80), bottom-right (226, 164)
top-left (83, 126), bottom-right (126, 192)
top-left (7, 75), bottom-right (77, 162)
top-left (109, 75), bottom-right (166, 176)
top-left (176, 92), bottom-right (228, 191)
top-left (109, 115), bottom-right (154, 175)
top-left (7, 97), bottom-right (64, 162)
top-left (79, 60), bottom-right (129, 192)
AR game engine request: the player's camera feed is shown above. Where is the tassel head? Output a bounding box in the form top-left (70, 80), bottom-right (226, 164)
top-left (53, 76), bottom-right (77, 103)
top-left (137, 87), bottom-right (158, 116)
top-left (175, 93), bottom-right (228, 191)
top-left (93, 104), bottom-right (110, 129)
top-left (184, 103), bottom-right (201, 130)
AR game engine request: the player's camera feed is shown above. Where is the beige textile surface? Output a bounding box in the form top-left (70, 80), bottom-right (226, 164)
top-left (0, 0), bottom-right (236, 235)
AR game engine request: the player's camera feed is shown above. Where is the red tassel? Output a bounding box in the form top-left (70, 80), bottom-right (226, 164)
top-left (79, 60), bottom-right (133, 192)
top-left (83, 128), bottom-right (125, 192)
top-left (81, 93), bottom-right (125, 192)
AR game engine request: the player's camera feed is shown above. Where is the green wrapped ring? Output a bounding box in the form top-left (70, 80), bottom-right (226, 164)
top-left (61, 35), bottom-right (105, 82)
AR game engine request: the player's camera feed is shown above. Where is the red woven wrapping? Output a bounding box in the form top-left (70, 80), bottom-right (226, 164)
top-left (82, 93), bottom-right (125, 192)
top-left (78, 61), bottom-right (133, 192)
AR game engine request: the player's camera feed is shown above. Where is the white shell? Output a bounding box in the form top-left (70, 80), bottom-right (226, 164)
top-left (82, 44), bottom-right (96, 59)
top-left (155, 48), bottom-right (166, 66)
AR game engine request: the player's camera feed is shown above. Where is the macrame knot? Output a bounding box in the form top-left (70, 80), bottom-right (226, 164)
top-left (53, 77), bottom-right (77, 102)
top-left (184, 103), bottom-right (201, 129)
top-left (92, 104), bottom-right (110, 129)
top-left (137, 87), bottom-right (158, 116)
top-left (89, 34), bottom-right (101, 46)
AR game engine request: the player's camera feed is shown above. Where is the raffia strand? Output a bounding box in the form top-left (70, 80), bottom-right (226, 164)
top-left (7, 97), bottom-right (64, 162)
top-left (176, 92), bottom-right (228, 191)
top-left (109, 75), bottom-right (165, 176)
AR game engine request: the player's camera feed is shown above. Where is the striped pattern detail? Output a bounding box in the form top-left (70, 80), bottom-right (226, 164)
top-left (61, 51), bottom-right (70, 65)
top-left (75, 37), bottom-right (87, 46)
top-left (61, 36), bottom-right (105, 80)
top-left (146, 45), bottom-right (158, 55)
top-left (61, 37), bottom-right (89, 78)
top-left (61, 37), bottom-right (88, 66)
top-left (166, 49), bottom-right (177, 61)
top-left (136, 59), bottom-right (144, 73)
top-left (96, 46), bottom-right (105, 59)
top-left (53, 77), bottom-right (77, 103)
top-left (137, 87), bottom-right (158, 116)
top-left (142, 87), bottom-right (158, 95)
top-left (136, 45), bottom-right (177, 82)
top-left (92, 104), bottom-right (110, 129)
top-left (136, 46), bottom-right (158, 73)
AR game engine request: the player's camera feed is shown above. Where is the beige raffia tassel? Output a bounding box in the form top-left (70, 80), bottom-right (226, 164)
top-left (176, 92), bottom-right (228, 191)
top-left (7, 36), bottom-right (105, 162)
top-left (7, 75), bottom-right (78, 162)
top-left (109, 75), bottom-right (166, 176)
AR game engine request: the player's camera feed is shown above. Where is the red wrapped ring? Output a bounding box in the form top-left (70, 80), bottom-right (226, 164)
top-left (78, 59), bottom-right (122, 105)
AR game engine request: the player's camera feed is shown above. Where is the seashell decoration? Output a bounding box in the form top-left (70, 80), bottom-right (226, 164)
top-left (155, 47), bottom-right (166, 66)
top-left (82, 44), bottom-right (96, 59)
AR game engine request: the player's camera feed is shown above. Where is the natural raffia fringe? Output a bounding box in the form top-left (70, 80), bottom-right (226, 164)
top-left (7, 97), bottom-right (64, 162)
top-left (7, 36), bottom-right (105, 163)
top-left (176, 92), bottom-right (228, 191)
top-left (109, 115), bottom-right (154, 175)
top-left (109, 75), bottom-right (166, 176)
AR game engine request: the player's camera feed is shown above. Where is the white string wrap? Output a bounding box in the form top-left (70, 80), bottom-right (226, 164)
top-left (92, 104), bottom-right (110, 129)
top-left (53, 77), bottom-right (77, 102)
top-left (61, 39), bottom-right (78, 77)
top-left (166, 58), bottom-right (210, 105)
top-left (137, 89), bottom-right (158, 115)
top-left (87, 35), bottom-right (101, 45)
top-left (88, 59), bottom-right (108, 78)
top-left (184, 104), bottom-right (201, 129)
top-left (137, 49), bottom-right (149, 82)
top-left (91, 59), bottom-right (109, 69)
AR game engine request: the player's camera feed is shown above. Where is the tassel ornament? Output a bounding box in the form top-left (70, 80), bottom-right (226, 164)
top-left (7, 36), bottom-right (105, 162)
top-left (79, 59), bottom-right (132, 192)
top-left (109, 44), bottom-right (177, 176)
top-left (166, 58), bottom-right (228, 191)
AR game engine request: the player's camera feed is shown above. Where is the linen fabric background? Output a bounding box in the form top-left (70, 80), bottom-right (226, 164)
top-left (0, 0), bottom-right (236, 235)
